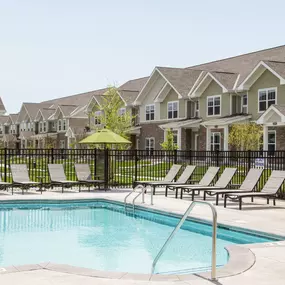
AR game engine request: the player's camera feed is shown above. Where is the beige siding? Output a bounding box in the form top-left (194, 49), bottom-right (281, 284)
top-left (139, 76), bottom-right (166, 122)
top-left (69, 118), bottom-right (88, 128)
top-left (248, 70), bottom-right (285, 120)
top-left (160, 90), bottom-right (186, 120)
top-left (199, 80), bottom-right (231, 120)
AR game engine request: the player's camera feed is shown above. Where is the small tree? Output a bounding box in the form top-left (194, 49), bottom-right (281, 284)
top-left (160, 129), bottom-right (178, 150)
top-left (90, 86), bottom-right (135, 149)
top-left (228, 123), bottom-right (263, 151)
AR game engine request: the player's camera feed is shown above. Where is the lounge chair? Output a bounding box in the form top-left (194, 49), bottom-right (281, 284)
top-left (48, 164), bottom-right (78, 193)
top-left (169, 167), bottom-right (220, 199)
top-left (224, 170), bottom-right (285, 210)
top-left (204, 168), bottom-right (263, 205)
top-left (133, 164), bottom-right (182, 194)
top-left (176, 167), bottom-right (236, 200)
top-left (10, 164), bottom-right (42, 195)
top-left (0, 173), bottom-right (12, 193)
top-left (139, 165), bottom-right (196, 196)
top-left (75, 164), bottom-right (105, 191)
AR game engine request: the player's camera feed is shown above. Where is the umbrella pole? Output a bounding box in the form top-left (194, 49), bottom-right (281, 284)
top-left (104, 145), bottom-right (109, 191)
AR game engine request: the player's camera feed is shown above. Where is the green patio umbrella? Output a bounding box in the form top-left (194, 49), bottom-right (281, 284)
top-left (79, 128), bottom-right (131, 145)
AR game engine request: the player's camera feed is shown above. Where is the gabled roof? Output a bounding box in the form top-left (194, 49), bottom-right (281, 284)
top-left (118, 77), bottom-right (149, 92)
top-left (257, 104), bottom-right (285, 125)
top-left (238, 60), bottom-right (285, 90)
top-left (35, 108), bottom-right (56, 121)
top-left (0, 98), bottom-right (6, 114)
top-left (202, 115), bottom-right (252, 127)
top-left (58, 105), bottom-right (79, 118)
top-left (23, 103), bottom-right (51, 121)
top-left (9, 114), bottom-right (19, 124)
top-left (191, 71), bottom-right (239, 97)
top-left (188, 45), bottom-right (285, 87)
top-left (42, 88), bottom-right (109, 106)
top-left (156, 67), bottom-right (203, 98)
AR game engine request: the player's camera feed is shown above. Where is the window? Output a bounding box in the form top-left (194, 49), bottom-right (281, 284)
top-left (31, 122), bottom-right (34, 132)
top-left (268, 131), bottom-right (276, 154)
top-left (39, 122), bottom-right (43, 133)
top-left (60, 140), bottom-right (65, 149)
top-left (43, 121), bottom-right (47, 132)
top-left (63, 119), bottom-right (67, 131)
top-left (195, 101), bottom-right (199, 117)
top-left (167, 102), bottom-right (178, 119)
top-left (211, 132), bottom-right (221, 151)
top-left (258, 88), bottom-right (276, 112)
top-left (173, 131), bottom-right (178, 147)
top-left (118, 108), bottom-right (126, 116)
top-left (27, 122), bottom-right (31, 131)
top-left (94, 111), bottom-right (101, 125)
top-left (58, 120), bottom-right (62, 131)
top-left (145, 137), bottom-right (155, 151)
top-left (207, 95), bottom-right (221, 116)
top-left (241, 94), bottom-right (248, 113)
top-left (145, 104), bottom-right (155, 121)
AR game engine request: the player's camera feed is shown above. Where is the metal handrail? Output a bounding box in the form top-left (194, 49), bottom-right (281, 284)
top-left (151, 201), bottom-right (217, 281)
top-left (124, 185), bottom-right (145, 212)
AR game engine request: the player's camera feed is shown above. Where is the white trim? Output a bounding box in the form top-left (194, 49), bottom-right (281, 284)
top-left (229, 94), bottom-right (232, 116)
top-left (239, 61), bottom-right (285, 90)
top-left (211, 132), bottom-right (221, 151)
top-left (257, 105), bottom-right (285, 124)
top-left (134, 69), bottom-right (157, 105)
top-left (116, 91), bottom-right (128, 106)
top-left (232, 74), bottom-right (241, 90)
top-left (154, 82), bottom-right (171, 103)
top-left (257, 87), bottom-right (277, 113)
top-left (207, 95), bottom-right (222, 117)
top-left (191, 72), bottom-right (228, 98)
top-left (240, 93), bottom-right (248, 113)
top-left (167, 101), bottom-right (179, 120)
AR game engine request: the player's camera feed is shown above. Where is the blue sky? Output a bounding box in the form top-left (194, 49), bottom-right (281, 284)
top-left (1, 0), bottom-right (285, 113)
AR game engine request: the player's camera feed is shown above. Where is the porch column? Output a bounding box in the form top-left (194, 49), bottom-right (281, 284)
top-left (177, 128), bottom-right (182, 150)
top-left (263, 125), bottom-right (268, 151)
top-left (206, 127), bottom-right (211, 151)
top-left (223, 126), bottom-right (229, 151)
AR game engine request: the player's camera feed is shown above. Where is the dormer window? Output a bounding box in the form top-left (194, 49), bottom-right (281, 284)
top-left (43, 121), bottom-right (47, 132)
top-left (27, 122), bottom-right (31, 131)
top-left (94, 111), bottom-right (101, 125)
top-left (167, 101), bottom-right (178, 119)
top-left (63, 119), bottom-right (67, 131)
top-left (39, 122), bottom-right (43, 133)
top-left (58, 119), bottom-right (62, 131)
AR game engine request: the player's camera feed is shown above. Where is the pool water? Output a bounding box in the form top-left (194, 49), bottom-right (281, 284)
top-left (0, 200), bottom-right (281, 274)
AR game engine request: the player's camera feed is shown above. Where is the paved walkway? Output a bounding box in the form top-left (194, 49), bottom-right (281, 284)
top-left (0, 188), bottom-right (284, 284)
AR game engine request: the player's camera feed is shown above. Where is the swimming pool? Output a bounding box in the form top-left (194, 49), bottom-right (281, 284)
top-left (0, 199), bottom-right (282, 274)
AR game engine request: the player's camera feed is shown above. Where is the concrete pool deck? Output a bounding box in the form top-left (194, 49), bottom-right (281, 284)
top-left (0, 188), bottom-right (285, 284)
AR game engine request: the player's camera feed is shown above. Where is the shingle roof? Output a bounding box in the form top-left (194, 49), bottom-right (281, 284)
top-left (0, 115), bottom-right (8, 124)
top-left (188, 45), bottom-right (285, 87)
top-left (209, 71), bottom-right (239, 90)
top-left (263, 60), bottom-right (285, 80)
top-left (9, 114), bottom-right (19, 124)
top-left (156, 67), bottom-right (203, 98)
top-left (273, 104), bottom-right (285, 116)
top-left (118, 77), bottom-right (149, 92)
top-left (42, 88), bottom-right (109, 106)
top-left (39, 108), bottom-right (56, 120)
top-left (59, 105), bottom-right (79, 117)
top-left (24, 103), bottom-right (52, 120)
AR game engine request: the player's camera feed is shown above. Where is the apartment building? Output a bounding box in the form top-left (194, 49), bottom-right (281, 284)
top-left (134, 45), bottom-right (285, 152)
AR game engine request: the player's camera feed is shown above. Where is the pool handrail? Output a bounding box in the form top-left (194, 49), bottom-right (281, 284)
top-left (151, 201), bottom-right (217, 281)
top-left (124, 185), bottom-right (145, 214)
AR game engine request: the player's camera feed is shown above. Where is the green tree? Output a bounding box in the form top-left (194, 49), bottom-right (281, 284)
top-left (90, 86), bottom-right (135, 149)
top-left (228, 123), bottom-right (263, 150)
top-left (160, 129), bottom-right (178, 150)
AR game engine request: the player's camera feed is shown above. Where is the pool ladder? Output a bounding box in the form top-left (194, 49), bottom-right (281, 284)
top-left (151, 201), bottom-right (218, 281)
top-left (124, 185), bottom-right (145, 215)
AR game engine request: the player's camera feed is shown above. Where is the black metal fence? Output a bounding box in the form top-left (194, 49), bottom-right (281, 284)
top-left (1, 148), bottom-right (285, 197)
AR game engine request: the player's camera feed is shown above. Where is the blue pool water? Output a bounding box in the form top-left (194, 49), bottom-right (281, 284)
top-left (0, 200), bottom-right (282, 274)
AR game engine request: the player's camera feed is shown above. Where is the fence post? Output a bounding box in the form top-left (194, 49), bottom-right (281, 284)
top-left (215, 149), bottom-right (219, 167)
top-left (93, 148), bottom-right (97, 178)
top-left (4, 148), bottom-right (7, 182)
top-left (189, 149), bottom-right (192, 165)
top-left (174, 149), bottom-right (178, 164)
top-left (247, 150), bottom-right (251, 171)
top-left (104, 148), bottom-right (109, 190)
top-left (51, 148), bottom-right (54, 164)
top-left (134, 149), bottom-right (138, 184)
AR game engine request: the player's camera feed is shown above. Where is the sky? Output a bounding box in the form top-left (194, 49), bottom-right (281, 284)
top-left (1, 0), bottom-right (285, 113)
